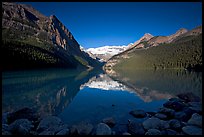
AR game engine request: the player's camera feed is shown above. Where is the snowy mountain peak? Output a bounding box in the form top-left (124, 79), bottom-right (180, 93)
top-left (86, 45), bottom-right (128, 62)
top-left (84, 33), bottom-right (154, 62)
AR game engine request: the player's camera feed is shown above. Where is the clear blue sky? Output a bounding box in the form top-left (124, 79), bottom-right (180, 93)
top-left (20, 2), bottom-right (202, 49)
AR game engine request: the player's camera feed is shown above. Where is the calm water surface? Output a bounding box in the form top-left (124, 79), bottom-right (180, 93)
top-left (2, 68), bottom-right (202, 126)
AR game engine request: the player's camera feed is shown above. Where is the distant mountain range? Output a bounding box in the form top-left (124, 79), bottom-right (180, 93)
top-left (104, 25), bottom-right (202, 75)
top-left (85, 26), bottom-right (201, 63)
top-left (2, 2), bottom-right (202, 72)
top-left (2, 2), bottom-right (102, 70)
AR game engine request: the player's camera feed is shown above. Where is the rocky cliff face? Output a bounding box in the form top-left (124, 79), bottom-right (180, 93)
top-left (130, 33), bottom-right (154, 49)
top-left (2, 2), bottom-right (101, 69)
top-left (2, 2), bottom-right (81, 53)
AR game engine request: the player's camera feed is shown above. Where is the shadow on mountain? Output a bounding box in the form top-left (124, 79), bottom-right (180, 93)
top-left (2, 68), bottom-right (102, 117)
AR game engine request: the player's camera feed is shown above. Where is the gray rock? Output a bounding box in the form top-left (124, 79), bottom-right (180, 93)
top-left (142, 117), bottom-right (161, 130)
top-left (168, 119), bottom-right (181, 130)
top-left (128, 121), bottom-right (145, 135)
top-left (145, 129), bottom-right (161, 135)
top-left (158, 107), bottom-right (175, 118)
top-left (76, 122), bottom-right (93, 135)
top-left (159, 120), bottom-right (170, 130)
top-left (165, 129), bottom-right (177, 135)
top-left (154, 113), bottom-right (167, 120)
top-left (2, 131), bottom-right (12, 135)
top-left (95, 123), bottom-right (112, 135)
top-left (122, 132), bottom-right (131, 135)
top-left (174, 111), bottom-right (188, 122)
top-left (163, 100), bottom-right (186, 111)
top-left (177, 92), bottom-right (201, 102)
top-left (187, 113), bottom-right (202, 127)
top-left (188, 102), bottom-right (202, 108)
top-left (8, 119), bottom-right (34, 135)
top-left (182, 126), bottom-right (202, 135)
top-left (2, 124), bottom-right (11, 135)
top-left (161, 129), bottom-right (177, 135)
top-left (36, 116), bottom-right (62, 133)
top-left (142, 117), bottom-right (169, 130)
top-left (102, 117), bottom-right (116, 127)
top-left (39, 130), bottom-right (55, 135)
top-left (129, 110), bottom-right (147, 118)
top-left (111, 131), bottom-right (116, 135)
top-left (56, 128), bottom-right (69, 135)
top-left (2, 112), bottom-right (9, 124)
top-left (2, 124), bottom-right (9, 132)
top-left (69, 125), bottom-right (78, 135)
top-left (111, 124), bottom-right (128, 135)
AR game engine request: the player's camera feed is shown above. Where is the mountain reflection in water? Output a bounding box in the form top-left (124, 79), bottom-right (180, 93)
top-left (2, 68), bottom-right (202, 125)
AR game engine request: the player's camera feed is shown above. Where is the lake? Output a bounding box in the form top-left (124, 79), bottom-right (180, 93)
top-left (2, 68), bottom-right (202, 127)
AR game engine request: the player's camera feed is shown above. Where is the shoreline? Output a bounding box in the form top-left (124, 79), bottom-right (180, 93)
top-left (2, 92), bottom-right (202, 135)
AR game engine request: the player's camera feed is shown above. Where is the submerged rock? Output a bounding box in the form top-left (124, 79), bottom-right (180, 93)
top-left (95, 123), bottom-right (112, 135)
top-left (182, 126), bottom-right (202, 135)
top-left (187, 113), bottom-right (202, 127)
top-left (145, 129), bottom-right (161, 135)
top-left (102, 117), bottom-right (116, 127)
top-left (128, 121), bottom-right (145, 135)
top-left (129, 110), bottom-right (147, 118)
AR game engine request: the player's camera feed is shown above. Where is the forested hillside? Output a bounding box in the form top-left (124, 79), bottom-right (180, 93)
top-left (112, 34), bottom-right (202, 71)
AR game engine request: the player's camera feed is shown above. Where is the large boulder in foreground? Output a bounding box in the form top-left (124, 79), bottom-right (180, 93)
top-left (187, 113), bottom-right (202, 127)
top-left (95, 123), bottom-right (112, 135)
top-left (142, 117), bottom-right (169, 130)
top-left (36, 116), bottom-right (62, 133)
top-left (182, 126), bottom-right (202, 135)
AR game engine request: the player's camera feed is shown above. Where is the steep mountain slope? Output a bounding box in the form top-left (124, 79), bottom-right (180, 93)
top-left (2, 2), bottom-right (101, 70)
top-left (104, 26), bottom-right (202, 74)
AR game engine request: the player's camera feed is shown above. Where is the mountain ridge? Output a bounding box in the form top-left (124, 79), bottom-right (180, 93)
top-left (2, 2), bottom-right (102, 70)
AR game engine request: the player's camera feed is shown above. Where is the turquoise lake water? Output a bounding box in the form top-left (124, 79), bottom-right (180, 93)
top-left (2, 68), bottom-right (202, 126)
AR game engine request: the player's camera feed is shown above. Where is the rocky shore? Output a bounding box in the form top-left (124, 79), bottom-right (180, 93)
top-left (2, 92), bottom-right (202, 135)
